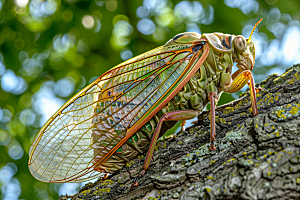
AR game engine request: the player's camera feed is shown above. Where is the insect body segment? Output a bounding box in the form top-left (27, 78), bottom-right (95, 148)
top-left (29, 21), bottom-right (261, 184)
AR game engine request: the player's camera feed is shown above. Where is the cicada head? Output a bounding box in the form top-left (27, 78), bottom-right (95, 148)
top-left (232, 18), bottom-right (263, 72)
top-left (232, 34), bottom-right (255, 71)
top-left (203, 19), bottom-right (262, 77)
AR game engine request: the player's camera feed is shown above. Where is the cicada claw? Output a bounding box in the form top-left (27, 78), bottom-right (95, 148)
top-left (209, 141), bottom-right (216, 151)
top-left (246, 82), bottom-right (262, 93)
top-left (165, 134), bottom-right (176, 142)
top-left (131, 169), bottom-right (146, 189)
top-left (98, 173), bottom-right (110, 181)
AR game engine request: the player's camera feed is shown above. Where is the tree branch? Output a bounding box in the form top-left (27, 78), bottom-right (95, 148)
top-left (64, 64), bottom-right (300, 200)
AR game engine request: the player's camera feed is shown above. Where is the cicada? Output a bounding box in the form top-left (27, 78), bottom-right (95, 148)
top-left (28, 19), bottom-right (262, 183)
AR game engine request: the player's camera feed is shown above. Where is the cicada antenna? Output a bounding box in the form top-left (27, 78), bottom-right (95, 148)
top-left (247, 18), bottom-right (263, 44)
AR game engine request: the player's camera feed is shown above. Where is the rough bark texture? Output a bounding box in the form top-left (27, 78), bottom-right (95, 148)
top-left (63, 64), bottom-right (300, 200)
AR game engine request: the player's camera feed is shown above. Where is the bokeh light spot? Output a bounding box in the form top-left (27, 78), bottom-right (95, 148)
top-left (0, 165), bottom-right (14, 183)
top-left (78, 75), bottom-right (86, 89)
top-left (0, 109), bottom-right (12, 123)
top-left (106, 0), bottom-right (117, 12)
top-left (82, 15), bottom-right (94, 29)
top-left (77, 40), bottom-right (89, 53)
top-left (33, 81), bottom-right (65, 125)
top-left (54, 77), bottom-right (75, 97)
top-left (112, 15), bottom-right (129, 25)
top-left (0, 53), bottom-right (5, 76)
top-left (94, 18), bottom-right (101, 33)
top-left (1, 178), bottom-right (21, 200)
top-left (136, 6), bottom-right (149, 18)
top-left (268, 8), bottom-right (281, 22)
top-left (20, 109), bottom-right (36, 125)
top-left (53, 34), bottom-right (75, 53)
top-left (21, 58), bottom-right (43, 78)
top-left (143, 0), bottom-right (167, 11)
top-left (0, 62), bottom-right (6, 76)
top-left (0, 130), bottom-right (11, 146)
top-left (72, 54), bottom-right (85, 67)
top-left (156, 11), bottom-right (174, 27)
top-left (89, 76), bottom-right (98, 84)
top-left (111, 20), bottom-right (133, 48)
top-left (113, 21), bottom-right (132, 37)
top-left (186, 23), bottom-right (200, 33)
top-left (15, 0), bottom-right (29, 8)
top-left (14, 39), bottom-right (25, 49)
top-left (59, 183), bottom-right (81, 196)
top-left (29, 0), bottom-right (58, 18)
top-left (18, 51), bottom-right (29, 63)
top-left (224, 0), bottom-right (259, 14)
top-left (34, 182), bottom-right (49, 199)
top-left (0, 52), bottom-right (3, 62)
top-left (1, 70), bottom-right (27, 95)
top-left (153, 27), bottom-right (166, 42)
top-left (8, 144), bottom-right (24, 160)
top-left (137, 18), bottom-right (156, 35)
top-left (282, 26), bottom-right (300, 65)
top-left (19, 93), bottom-right (32, 107)
top-left (120, 49), bottom-right (132, 60)
top-left (62, 9), bottom-right (73, 23)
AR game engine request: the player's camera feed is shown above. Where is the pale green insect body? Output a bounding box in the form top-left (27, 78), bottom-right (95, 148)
top-left (29, 30), bottom-right (257, 183)
top-left (92, 32), bottom-right (255, 175)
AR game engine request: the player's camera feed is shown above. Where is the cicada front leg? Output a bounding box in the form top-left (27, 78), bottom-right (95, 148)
top-left (225, 70), bottom-right (258, 116)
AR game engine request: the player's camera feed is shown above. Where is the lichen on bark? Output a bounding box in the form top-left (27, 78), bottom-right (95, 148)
top-left (63, 64), bottom-right (300, 200)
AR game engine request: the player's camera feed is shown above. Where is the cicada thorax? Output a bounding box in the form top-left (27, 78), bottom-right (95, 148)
top-left (91, 39), bottom-right (235, 174)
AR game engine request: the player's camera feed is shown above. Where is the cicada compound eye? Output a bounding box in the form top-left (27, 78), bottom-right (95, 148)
top-left (234, 35), bottom-right (246, 52)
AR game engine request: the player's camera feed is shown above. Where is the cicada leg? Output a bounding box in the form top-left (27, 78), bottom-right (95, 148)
top-left (132, 109), bottom-right (199, 188)
top-left (98, 173), bottom-right (110, 181)
top-left (181, 120), bottom-right (186, 131)
top-left (225, 70), bottom-right (258, 116)
top-left (247, 82), bottom-right (262, 93)
top-left (208, 92), bottom-right (217, 151)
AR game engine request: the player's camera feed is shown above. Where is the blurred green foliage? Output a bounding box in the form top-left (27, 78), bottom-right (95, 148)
top-left (0, 0), bottom-right (299, 199)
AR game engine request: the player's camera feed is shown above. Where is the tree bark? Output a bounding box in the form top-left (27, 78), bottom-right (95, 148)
top-left (64, 64), bottom-right (300, 200)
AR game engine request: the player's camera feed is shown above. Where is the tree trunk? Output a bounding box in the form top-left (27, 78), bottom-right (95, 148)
top-left (63, 64), bottom-right (300, 200)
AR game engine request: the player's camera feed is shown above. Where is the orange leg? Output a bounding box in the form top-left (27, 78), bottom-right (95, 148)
top-left (132, 109), bottom-right (199, 188)
top-left (225, 70), bottom-right (258, 116)
top-left (181, 120), bottom-right (186, 131)
top-left (208, 92), bottom-right (216, 151)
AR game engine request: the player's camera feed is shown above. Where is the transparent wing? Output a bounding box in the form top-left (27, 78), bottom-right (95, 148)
top-left (28, 42), bottom-right (203, 183)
